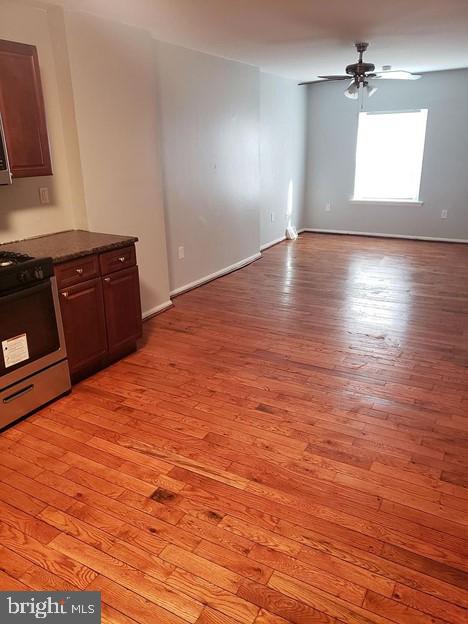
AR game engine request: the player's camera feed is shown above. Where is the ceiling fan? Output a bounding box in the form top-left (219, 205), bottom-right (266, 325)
top-left (299, 42), bottom-right (421, 99)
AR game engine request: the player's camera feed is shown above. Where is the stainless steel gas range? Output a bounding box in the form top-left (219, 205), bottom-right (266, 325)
top-left (0, 250), bottom-right (71, 429)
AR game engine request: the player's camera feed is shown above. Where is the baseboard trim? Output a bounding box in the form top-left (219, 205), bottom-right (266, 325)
top-left (300, 228), bottom-right (468, 244)
top-left (142, 299), bottom-right (173, 321)
top-left (170, 252), bottom-right (262, 298)
top-left (260, 236), bottom-right (286, 251)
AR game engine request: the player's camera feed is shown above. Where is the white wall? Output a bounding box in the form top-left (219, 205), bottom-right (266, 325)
top-left (64, 11), bottom-right (171, 316)
top-left (304, 69), bottom-right (468, 240)
top-left (155, 42), bottom-right (261, 293)
top-left (0, 0), bottom-right (82, 242)
top-left (259, 73), bottom-right (307, 247)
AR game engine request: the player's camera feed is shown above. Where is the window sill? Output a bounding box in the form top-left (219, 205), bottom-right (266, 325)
top-left (351, 198), bottom-right (424, 207)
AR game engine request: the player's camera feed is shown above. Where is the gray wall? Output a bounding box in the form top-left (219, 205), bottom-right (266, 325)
top-left (155, 43), bottom-right (308, 293)
top-left (260, 73), bottom-right (307, 247)
top-left (155, 42), bottom-right (261, 294)
top-left (304, 68), bottom-right (468, 240)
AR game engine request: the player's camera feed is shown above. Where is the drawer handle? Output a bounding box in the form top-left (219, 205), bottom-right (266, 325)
top-left (75, 268), bottom-right (84, 275)
top-left (104, 277), bottom-right (111, 283)
top-left (118, 256), bottom-right (126, 263)
top-left (61, 291), bottom-right (69, 298)
top-left (3, 384), bottom-right (34, 404)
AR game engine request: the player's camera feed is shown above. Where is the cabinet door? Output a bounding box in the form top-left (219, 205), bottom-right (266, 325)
top-left (59, 278), bottom-right (108, 375)
top-left (0, 39), bottom-right (52, 178)
top-left (102, 266), bottom-right (142, 354)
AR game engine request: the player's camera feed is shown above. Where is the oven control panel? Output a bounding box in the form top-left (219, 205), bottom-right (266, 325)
top-left (0, 256), bottom-right (54, 295)
top-left (18, 266), bottom-right (46, 283)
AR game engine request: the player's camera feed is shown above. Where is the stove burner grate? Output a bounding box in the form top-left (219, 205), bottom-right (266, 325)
top-left (0, 250), bottom-right (34, 268)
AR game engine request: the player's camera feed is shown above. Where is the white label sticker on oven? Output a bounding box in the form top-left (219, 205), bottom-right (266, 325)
top-left (2, 333), bottom-right (30, 368)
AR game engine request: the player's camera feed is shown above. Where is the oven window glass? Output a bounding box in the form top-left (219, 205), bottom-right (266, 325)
top-left (0, 281), bottom-right (60, 378)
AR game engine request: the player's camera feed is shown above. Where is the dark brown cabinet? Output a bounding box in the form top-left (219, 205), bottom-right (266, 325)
top-left (103, 266), bottom-right (142, 355)
top-left (0, 39), bottom-right (52, 178)
top-left (59, 278), bottom-right (108, 376)
top-left (56, 244), bottom-right (143, 381)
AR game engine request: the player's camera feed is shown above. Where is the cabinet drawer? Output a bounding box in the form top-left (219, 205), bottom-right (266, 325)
top-left (55, 255), bottom-right (100, 289)
top-left (100, 245), bottom-right (136, 276)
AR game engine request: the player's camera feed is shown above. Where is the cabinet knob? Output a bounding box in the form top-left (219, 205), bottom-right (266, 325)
top-left (61, 291), bottom-right (69, 298)
top-left (118, 256), bottom-right (126, 263)
top-left (75, 268), bottom-right (83, 275)
top-left (104, 277), bottom-right (111, 283)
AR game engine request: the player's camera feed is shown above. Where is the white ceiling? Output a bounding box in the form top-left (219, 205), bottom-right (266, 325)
top-left (54, 0), bottom-right (468, 80)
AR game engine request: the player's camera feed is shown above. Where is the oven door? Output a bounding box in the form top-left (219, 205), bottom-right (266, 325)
top-left (0, 276), bottom-right (67, 390)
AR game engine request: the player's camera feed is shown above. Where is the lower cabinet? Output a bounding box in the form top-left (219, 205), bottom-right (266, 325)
top-left (56, 245), bottom-right (143, 381)
top-left (103, 266), bottom-right (142, 355)
top-left (59, 278), bottom-right (107, 376)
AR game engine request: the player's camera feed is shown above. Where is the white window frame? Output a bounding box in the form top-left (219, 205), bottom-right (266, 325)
top-left (351, 109), bottom-right (428, 205)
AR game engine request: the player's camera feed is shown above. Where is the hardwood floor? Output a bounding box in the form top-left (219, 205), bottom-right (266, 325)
top-left (1, 232), bottom-right (468, 624)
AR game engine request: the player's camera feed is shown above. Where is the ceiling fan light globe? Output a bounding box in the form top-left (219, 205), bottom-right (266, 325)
top-left (366, 84), bottom-right (378, 97)
top-left (344, 82), bottom-right (359, 99)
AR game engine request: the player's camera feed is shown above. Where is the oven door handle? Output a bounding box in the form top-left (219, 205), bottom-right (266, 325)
top-left (1, 278), bottom-right (52, 302)
top-left (0, 111), bottom-right (12, 185)
top-left (3, 384), bottom-right (34, 404)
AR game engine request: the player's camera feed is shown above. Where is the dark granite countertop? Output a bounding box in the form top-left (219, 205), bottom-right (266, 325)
top-left (0, 230), bottom-right (138, 264)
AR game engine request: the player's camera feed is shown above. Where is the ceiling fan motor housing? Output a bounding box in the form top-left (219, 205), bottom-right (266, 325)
top-left (346, 61), bottom-right (375, 76)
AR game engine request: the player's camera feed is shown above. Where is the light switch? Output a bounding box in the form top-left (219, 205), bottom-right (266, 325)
top-left (39, 187), bottom-right (49, 204)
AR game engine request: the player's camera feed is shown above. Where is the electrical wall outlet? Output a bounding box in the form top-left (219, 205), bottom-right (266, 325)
top-left (270, 212), bottom-right (275, 223)
top-left (325, 202), bottom-right (331, 212)
top-left (178, 246), bottom-right (185, 260)
top-left (441, 210), bottom-right (448, 219)
top-left (39, 187), bottom-right (49, 205)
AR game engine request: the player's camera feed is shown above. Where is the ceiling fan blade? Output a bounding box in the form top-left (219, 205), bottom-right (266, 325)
top-left (318, 75), bottom-right (351, 80)
top-left (374, 70), bottom-right (421, 80)
top-left (298, 75), bottom-right (351, 85)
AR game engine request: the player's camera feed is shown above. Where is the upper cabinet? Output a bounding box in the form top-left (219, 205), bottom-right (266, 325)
top-left (0, 39), bottom-right (52, 178)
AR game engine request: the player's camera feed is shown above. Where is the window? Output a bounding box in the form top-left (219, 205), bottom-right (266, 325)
top-left (353, 109), bottom-right (428, 203)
